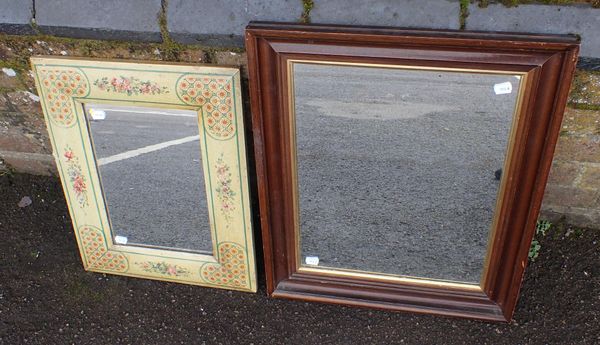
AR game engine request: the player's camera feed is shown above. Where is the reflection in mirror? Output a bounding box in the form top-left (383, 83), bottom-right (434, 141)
top-left (293, 63), bottom-right (521, 283)
top-left (85, 104), bottom-right (212, 253)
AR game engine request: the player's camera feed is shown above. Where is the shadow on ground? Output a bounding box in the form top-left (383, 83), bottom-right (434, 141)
top-left (0, 174), bottom-right (599, 344)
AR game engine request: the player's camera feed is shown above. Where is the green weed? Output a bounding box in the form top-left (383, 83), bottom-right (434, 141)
top-left (529, 219), bottom-right (552, 260)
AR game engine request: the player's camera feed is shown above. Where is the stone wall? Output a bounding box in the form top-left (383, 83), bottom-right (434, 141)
top-left (1, 0), bottom-right (600, 56)
top-left (1, 0), bottom-right (599, 227)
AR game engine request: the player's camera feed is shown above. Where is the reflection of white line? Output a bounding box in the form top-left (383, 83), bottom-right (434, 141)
top-left (97, 135), bottom-right (199, 166)
top-left (101, 108), bottom-right (197, 117)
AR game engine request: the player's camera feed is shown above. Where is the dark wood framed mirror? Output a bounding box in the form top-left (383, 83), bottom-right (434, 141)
top-left (245, 22), bottom-right (579, 321)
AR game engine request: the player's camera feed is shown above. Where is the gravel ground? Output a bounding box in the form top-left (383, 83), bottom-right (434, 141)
top-left (1, 173), bottom-right (599, 344)
top-left (294, 63), bottom-right (520, 283)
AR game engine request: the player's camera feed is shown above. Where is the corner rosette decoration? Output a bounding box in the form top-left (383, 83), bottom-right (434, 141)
top-left (135, 261), bottom-right (190, 277)
top-left (200, 242), bottom-right (248, 288)
top-left (78, 226), bottom-right (129, 272)
top-left (63, 146), bottom-right (89, 207)
top-left (38, 68), bottom-right (89, 127)
top-left (214, 153), bottom-right (236, 222)
top-left (176, 75), bottom-right (236, 139)
top-left (94, 76), bottom-right (169, 96)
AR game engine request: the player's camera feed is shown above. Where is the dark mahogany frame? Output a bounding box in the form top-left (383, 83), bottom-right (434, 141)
top-left (245, 22), bottom-right (579, 322)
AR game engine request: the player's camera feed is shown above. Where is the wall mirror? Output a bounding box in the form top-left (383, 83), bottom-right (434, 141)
top-left (294, 63), bottom-right (521, 284)
top-left (85, 103), bottom-right (213, 253)
top-left (246, 22), bottom-right (579, 321)
top-left (31, 57), bottom-right (256, 292)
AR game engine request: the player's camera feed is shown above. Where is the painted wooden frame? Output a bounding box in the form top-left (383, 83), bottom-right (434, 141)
top-left (246, 22), bottom-right (579, 321)
top-left (31, 57), bottom-right (256, 292)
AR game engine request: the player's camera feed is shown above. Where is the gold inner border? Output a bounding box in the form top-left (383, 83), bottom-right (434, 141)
top-left (286, 59), bottom-right (529, 292)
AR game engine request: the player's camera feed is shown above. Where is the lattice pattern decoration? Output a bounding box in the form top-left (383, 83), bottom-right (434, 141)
top-left (38, 68), bottom-right (89, 127)
top-left (200, 242), bottom-right (248, 288)
top-left (79, 225), bottom-right (129, 272)
top-left (176, 75), bottom-right (236, 140)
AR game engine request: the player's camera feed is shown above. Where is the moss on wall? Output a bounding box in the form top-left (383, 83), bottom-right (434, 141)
top-left (158, 0), bottom-right (183, 61)
top-left (460, 0), bottom-right (470, 29)
top-left (301, 0), bottom-right (315, 24)
top-left (478, 0), bottom-right (599, 8)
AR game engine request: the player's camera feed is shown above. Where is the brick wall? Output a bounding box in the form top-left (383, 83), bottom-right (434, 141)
top-left (543, 70), bottom-right (600, 227)
top-left (1, 0), bottom-right (599, 227)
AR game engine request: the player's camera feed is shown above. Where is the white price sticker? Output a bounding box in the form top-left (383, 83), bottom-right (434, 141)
top-left (89, 109), bottom-right (107, 120)
top-left (305, 256), bottom-right (320, 266)
top-left (493, 82), bottom-right (513, 95)
top-left (114, 235), bottom-right (128, 245)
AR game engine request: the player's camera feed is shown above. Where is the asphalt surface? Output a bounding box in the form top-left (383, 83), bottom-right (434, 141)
top-left (294, 63), bottom-right (521, 283)
top-left (87, 105), bottom-right (213, 252)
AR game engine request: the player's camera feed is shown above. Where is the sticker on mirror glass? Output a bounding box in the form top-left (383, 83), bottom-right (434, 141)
top-left (89, 108), bottom-right (106, 120)
top-left (493, 82), bottom-right (512, 95)
top-left (114, 235), bottom-right (128, 245)
top-left (305, 256), bottom-right (319, 265)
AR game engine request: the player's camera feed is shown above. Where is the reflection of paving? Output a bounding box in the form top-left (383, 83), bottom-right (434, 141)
top-left (87, 105), bottom-right (212, 252)
top-left (305, 99), bottom-right (451, 120)
top-left (88, 105), bottom-right (200, 157)
top-left (97, 135), bottom-right (199, 167)
top-left (294, 63), bottom-right (520, 283)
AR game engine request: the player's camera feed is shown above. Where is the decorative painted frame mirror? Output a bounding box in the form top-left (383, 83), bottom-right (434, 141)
top-left (31, 57), bottom-right (256, 292)
top-left (246, 22), bottom-right (579, 320)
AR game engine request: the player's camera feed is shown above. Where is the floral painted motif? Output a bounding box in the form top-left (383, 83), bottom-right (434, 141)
top-left (214, 154), bottom-right (236, 222)
top-left (63, 146), bottom-right (89, 207)
top-left (135, 261), bottom-right (191, 277)
top-left (38, 68), bottom-right (89, 127)
top-left (176, 75), bottom-right (236, 139)
top-left (93, 76), bottom-right (169, 96)
top-left (79, 225), bottom-right (128, 272)
top-left (200, 242), bottom-right (247, 288)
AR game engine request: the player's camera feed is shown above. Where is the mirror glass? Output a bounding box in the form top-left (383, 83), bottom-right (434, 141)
top-left (85, 104), bottom-right (212, 253)
top-left (293, 62), bottom-right (521, 283)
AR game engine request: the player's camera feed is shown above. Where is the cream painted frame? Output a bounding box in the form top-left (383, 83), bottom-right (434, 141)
top-left (31, 57), bottom-right (256, 292)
